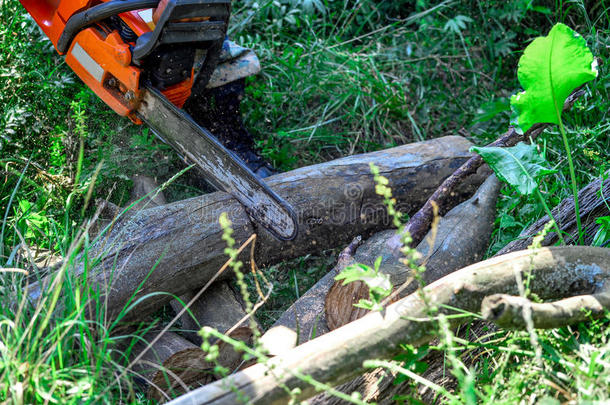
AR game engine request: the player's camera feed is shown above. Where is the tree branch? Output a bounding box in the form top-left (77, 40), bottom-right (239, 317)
top-left (482, 292), bottom-right (610, 330)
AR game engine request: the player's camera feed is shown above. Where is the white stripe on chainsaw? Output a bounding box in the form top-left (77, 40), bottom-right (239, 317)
top-left (138, 9), bottom-right (156, 29)
top-left (138, 8), bottom-right (153, 22)
top-left (72, 42), bottom-right (104, 82)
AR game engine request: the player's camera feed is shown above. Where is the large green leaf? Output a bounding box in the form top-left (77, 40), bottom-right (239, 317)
top-left (470, 142), bottom-right (555, 196)
top-left (510, 23), bottom-right (597, 133)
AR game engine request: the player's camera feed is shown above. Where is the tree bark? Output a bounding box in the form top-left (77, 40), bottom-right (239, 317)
top-left (163, 247), bottom-right (610, 405)
top-left (29, 136), bottom-right (487, 320)
top-left (131, 330), bottom-right (216, 402)
top-left (170, 281), bottom-right (257, 348)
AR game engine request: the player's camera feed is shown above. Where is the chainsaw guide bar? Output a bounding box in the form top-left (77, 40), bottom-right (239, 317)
top-left (137, 85), bottom-right (298, 241)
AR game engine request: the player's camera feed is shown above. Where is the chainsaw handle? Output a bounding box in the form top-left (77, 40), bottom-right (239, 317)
top-left (57, 0), bottom-right (159, 54)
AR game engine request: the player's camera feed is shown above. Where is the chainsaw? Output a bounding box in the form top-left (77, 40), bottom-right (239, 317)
top-left (19, 0), bottom-right (298, 241)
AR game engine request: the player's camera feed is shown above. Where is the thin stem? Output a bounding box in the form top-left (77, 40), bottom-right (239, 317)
top-left (557, 119), bottom-right (583, 244)
top-left (535, 188), bottom-right (566, 245)
top-left (546, 25), bottom-right (583, 244)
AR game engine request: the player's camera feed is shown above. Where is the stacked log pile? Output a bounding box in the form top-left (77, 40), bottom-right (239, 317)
top-left (28, 114), bottom-right (610, 403)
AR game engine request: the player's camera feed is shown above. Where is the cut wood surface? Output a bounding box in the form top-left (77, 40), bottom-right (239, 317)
top-left (164, 247), bottom-right (610, 405)
top-left (29, 136), bottom-right (487, 320)
top-left (498, 172), bottom-right (610, 254)
top-left (131, 331), bottom-right (215, 402)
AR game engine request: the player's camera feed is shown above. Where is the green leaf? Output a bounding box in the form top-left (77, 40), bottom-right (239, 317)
top-left (335, 262), bottom-right (393, 309)
top-left (470, 142), bottom-right (555, 196)
top-left (510, 23), bottom-right (597, 133)
top-left (592, 216), bottom-right (610, 247)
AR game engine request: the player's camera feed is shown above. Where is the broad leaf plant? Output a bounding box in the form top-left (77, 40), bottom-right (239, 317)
top-left (473, 23), bottom-right (598, 244)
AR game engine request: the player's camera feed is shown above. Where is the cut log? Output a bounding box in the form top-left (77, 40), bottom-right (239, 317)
top-left (325, 175), bottom-right (500, 330)
top-left (498, 172), bottom-right (610, 254)
top-left (170, 280), bottom-right (258, 362)
top-left (29, 136), bottom-right (488, 320)
top-left (163, 247), bottom-right (610, 405)
top-left (131, 330), bottom-right (215, 402)
top-left (132, 288), bottom-right (258, 403)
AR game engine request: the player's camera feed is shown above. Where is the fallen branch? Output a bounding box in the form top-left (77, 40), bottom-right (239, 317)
top-left (385, 88), bottom-right (586, 255)
top-left (164, 246), bottom-right (610, 405)
top-left (29, 136), bottom-right (487, 320)
top-left (482, 292), bottom-right (610, 330)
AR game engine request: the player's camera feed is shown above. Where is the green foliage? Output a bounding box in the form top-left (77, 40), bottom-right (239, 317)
top-left (592, 216), bottom-right (610, 247)
top-left (0, 224), bottom-right (151, 403)
top-left (473, 22), bottom-right (604, 246)
top-left (471, 142), bottom-right (555, 196)
top-left (511, 23), bottom-right (598, 133)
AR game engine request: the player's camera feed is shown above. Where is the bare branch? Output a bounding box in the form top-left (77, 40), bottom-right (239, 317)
top-left (482, 292), bottom-right (610, 330)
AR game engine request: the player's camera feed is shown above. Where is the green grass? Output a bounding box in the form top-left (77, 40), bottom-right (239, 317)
top-left (1, 0), bottom-right (609, 403)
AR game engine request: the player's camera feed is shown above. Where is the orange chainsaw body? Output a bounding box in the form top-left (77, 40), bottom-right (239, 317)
top-left (19, 0), bottom-right (193, 122)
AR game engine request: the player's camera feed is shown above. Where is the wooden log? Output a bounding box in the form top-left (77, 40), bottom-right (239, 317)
top-left (163, 247), bottom-right (610, 405)
top-left (170, 280), bottom-right (257, 354)
top-left (261, 176), bottom-right (499, 404)
top-left (133, 288), bottom-right (257, 403)
top-left (29, 136), bottom-right (487, 320)
top-left (326, 174), bottom-right (501, 330)
top-left (127, 177), bottom-right (254, 370)
top-left (497, 173), bottom-right (610, 254)
top-left (131, 330), bottom-right (216, 402)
